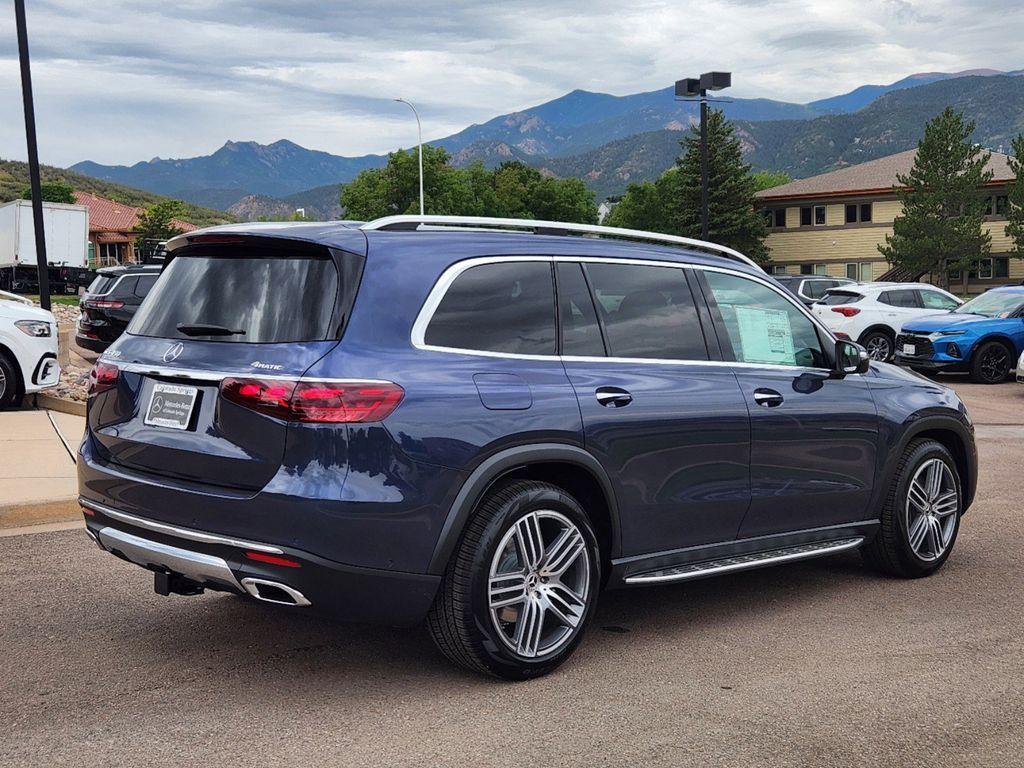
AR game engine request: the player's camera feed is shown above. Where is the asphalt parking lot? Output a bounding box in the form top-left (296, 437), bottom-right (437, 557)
top-left (2, 377), bottom-right (1023, 767)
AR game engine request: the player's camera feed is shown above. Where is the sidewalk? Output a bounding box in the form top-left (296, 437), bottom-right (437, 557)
top-left (0, 409), bottom-right (85, 528)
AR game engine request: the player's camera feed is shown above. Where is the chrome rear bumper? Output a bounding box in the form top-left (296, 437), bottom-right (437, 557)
top-left (96, 526), bottom-right (243, 591)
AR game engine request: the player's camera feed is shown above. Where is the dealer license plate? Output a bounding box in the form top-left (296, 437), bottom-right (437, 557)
top-left (902, 344), bottom-right (916, 356)
top-left (144, 382), bottom-right (198, 430)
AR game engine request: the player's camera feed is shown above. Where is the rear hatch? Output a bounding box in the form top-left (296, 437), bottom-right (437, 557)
top-left (88, 238), bottom-right (364, 492)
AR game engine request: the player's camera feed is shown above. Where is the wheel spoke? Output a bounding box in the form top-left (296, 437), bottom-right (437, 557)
top-left (544, 582), bottom-right (585, 629)
top-left (489, 572), bottom-right (528, 610)
top-left (933, 489), bottom-right (958, 517)
top-left (908, 514), bottom-right (928, 552)
top-left (926, 516), bottom-right (943, 556)
top-left (926, 461), bottom-right (943, 501)
top-left (514, 513), bottom-right (545, 570)
top-left (514, 597), bottom-right (545, 657)
top-left (908, 480), bottom-right (930, 513)
top-left (540, 527), bottom-right (585, 577)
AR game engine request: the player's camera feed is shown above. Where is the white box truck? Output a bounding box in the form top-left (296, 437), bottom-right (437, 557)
top-left (0, 199), bottom-right (91, 294)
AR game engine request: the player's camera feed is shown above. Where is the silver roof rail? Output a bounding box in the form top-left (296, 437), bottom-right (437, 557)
top-left (360, 215), bottom-right (763, 271)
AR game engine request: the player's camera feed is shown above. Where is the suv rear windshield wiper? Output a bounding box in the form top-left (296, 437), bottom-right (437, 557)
top-left (176, 323), bottom-right (246, 337)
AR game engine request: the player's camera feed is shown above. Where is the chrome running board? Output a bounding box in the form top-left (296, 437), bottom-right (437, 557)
top-left (624, 537), bottom-right (864, 585)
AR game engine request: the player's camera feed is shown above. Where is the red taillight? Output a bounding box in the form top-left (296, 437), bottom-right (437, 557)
top-left (830, 306), bottom-right (861, 317)
top-left (88, 361), bottom-right (120, 396)
top-left (220, 378), bottom-right (404, 423)
top-left (85, 299), bottom-right (125, 309)
top-left (244, 551), bottom-right (301, 568)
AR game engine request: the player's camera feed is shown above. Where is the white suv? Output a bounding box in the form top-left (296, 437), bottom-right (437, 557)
top-left (0, 290), bottom-right (60, 409)
top-left (812, 283), bottom-right (962, 361)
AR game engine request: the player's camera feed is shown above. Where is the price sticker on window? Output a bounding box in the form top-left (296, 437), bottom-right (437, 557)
top-left (734, 306), bottom-right (796, 365)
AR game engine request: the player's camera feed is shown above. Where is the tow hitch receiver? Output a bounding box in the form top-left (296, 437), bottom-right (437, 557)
top-left (154, 570), bottom-right (205, 597)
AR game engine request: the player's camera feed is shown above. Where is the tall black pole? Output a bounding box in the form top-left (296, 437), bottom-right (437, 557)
top-left (699, 89), bottom-right (709, 241)
top-left (14, 0), bottom-right (51, 310)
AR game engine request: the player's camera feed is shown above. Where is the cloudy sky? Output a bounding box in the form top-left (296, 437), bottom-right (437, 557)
top-left (1, 0), bottom-right (1020, 167)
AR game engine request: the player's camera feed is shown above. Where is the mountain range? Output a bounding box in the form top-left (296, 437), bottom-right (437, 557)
top-left (69, 69), bottom-right (1024, 218)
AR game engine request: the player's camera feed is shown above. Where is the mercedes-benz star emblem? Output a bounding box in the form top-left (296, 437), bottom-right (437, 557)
top-left (162, 342), bottom-right (185, 363)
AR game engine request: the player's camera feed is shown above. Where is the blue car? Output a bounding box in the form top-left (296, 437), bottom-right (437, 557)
top-left (79, 216), bottom-right (977, 679)
top-left (896, 285), bottom-right (1024, 384)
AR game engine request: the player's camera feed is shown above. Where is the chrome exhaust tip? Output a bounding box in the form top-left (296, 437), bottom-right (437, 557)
top-left (241, 577), bottom-right (311, 607)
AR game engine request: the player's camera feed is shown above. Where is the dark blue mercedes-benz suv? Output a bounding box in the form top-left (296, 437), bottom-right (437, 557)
top-left (78, 216), bottom-right (978, 679)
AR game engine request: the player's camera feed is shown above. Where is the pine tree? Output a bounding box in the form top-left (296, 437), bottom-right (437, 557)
top-left (674, 109), bottom-right (769, 264)
top-left (879, 107), bottom-right (993, 288)
top-left (605, 109), bottom-right (769, 265)
top-left (1005, 133), bottom-right (1024, 261)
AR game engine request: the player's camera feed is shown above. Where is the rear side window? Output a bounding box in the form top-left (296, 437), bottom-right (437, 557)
top-left (820, 291), bottom-right (864, 305)
top-left (879, 290), bottom-right (921, 308)
top-left (584, 263), bottom-right (708, 360)
top-left (129, 252), bottom-right (339, 343)
top-left (134, 274), bottom-right (158, 299)
top-left (425, 262), bottom-right (556, 355)
top-left (802, 280), bottom-right (833, 300)
top-left (114, 277), bottom-right (139, 297)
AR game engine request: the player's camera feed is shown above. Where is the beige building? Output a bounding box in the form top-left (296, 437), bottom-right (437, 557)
top-left (755, 149), bottom-right (1019, 295)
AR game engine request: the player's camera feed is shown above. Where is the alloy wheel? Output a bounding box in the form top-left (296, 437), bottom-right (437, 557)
top-left (979, 346), bottom-right (1009, 383)
top-left (0, 366), bottom-right (6, 401)
top-left (488, 509), bottom-right (591, 659)
top-left (865, 335), bottom-right (892, 361)
top-left (905, 458), bottom-right (958, 562)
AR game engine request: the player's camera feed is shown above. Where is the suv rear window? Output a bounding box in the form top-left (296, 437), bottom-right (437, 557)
top-left (86, 274), bottom-right (118, 295)
top-left (128, 252), bottom-right (339, 343)
top-left (819, 291), bottom-right (864, 305)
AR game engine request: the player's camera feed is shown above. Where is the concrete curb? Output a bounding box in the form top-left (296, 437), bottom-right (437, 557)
top-left (0, 497), bottom-right (82, 529)
top-left (33, 394), bottom-right (87, 417)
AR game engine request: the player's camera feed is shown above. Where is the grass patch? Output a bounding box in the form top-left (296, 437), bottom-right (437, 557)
top-left (26, 294), bottom-right (80, 306)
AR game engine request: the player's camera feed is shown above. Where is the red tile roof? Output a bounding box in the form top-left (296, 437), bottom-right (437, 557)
top-left (73, 191), bottom-right (198, 235)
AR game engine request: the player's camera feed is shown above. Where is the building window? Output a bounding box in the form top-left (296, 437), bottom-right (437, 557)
top-left (845, 204), bottom-right (857, 224)
top-left (996, 256), bottom-right (1010, 278)
top-left (845, 262), bottom-right (872, 281)
top-left (813, 205), bottom-right (826, 225)
top-left (860, 203), bottom-right (872, 222)
top-left (992, 195), bottom-right (1009, 218)
top-left (800, 207), bottom-right (812, 227)
top-left (761, 209), bottom-right (773, 226)
top-left (965, 257), bottom-right (1010, 280)
top-left (771, 265), bottom-right (788, 275)
top-left (844, 203), bottom-right (873, 224)
top-left (774, 209), bottom-right (786, 228)
top-left (800, 263), bottom-right (828, 275)
top-left (761, 209), bottom-right (787, 228)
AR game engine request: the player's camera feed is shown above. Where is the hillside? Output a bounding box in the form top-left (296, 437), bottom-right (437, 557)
top-left (539, 74), bottom-right (1024, 198)
top-left (0, 159), bottom-right (233, 228)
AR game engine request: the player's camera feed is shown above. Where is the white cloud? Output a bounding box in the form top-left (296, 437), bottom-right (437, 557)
top-left (0, 0), bottom-right (1020, 166)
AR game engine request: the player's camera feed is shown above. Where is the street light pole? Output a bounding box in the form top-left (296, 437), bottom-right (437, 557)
top-left (395, 98), bottom-right (424, 217)
top-left (674, 72), bottom-right (731, 243)
top-left (14, 0), bottom-right (51, 310)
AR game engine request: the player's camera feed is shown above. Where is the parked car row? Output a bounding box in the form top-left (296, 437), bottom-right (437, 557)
top-left (75, 264), bottom-right (160, 353)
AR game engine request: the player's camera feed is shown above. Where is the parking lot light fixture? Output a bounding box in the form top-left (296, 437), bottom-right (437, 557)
top-left (395, 98), bottom-right (425, 217)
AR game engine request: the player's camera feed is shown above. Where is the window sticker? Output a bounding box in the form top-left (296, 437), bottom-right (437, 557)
top-left (734, 306), bottom-right (796, 364)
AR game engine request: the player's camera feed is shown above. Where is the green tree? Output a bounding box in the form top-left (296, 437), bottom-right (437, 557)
top-left (340, 149), bottom-right (597, 223)
top-left (1005, 133), bottom-right (1024, 261)
top-left (879, 107), bottom-right (993, 289)
top-left (134, 199), bottom-right (188, 241)
top-left (601, 109), bottom-right (769, 265)
top-left (751, 170), bottom-right (792, 192)
top-left (20, 180), bottom-right (75, 204)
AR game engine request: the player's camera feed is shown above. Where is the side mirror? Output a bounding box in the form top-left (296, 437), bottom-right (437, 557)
top-left (834, 339), bottom-right (870, 376)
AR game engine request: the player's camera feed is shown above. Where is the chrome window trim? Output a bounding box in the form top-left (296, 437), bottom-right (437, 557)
top-left (410, 255), bottom-right (837, 371)
top-left (80, 497), bottom-right (284, 554)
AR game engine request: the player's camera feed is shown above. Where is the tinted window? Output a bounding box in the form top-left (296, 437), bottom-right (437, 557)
top-left (920, 290), bottom-right (959, 310)
top-left (114, 277), bottom-right (138, 297)
top-left (802, 280), bottom-right (833, 299)
top-left (134, 274), bottom-right (158, 299)
top-left (705, 271), bottom-right (826, 368)
top-left (879, 290), bottom-right (920, 308)
top-left (556, 262), bottom-right (604, 356)
top-left (87, 275), bottom-right (117, 295)
top-left (129, 252), bottom-right (339, 343)
top-left (425, 262), bottom-right (555, 355)
top-left (584, 263), bottom-right (707, 360)
top-left (820, 291), bottom-right (864, 306)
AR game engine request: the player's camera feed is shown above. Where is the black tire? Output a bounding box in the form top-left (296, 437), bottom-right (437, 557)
top-left (0, 351), bottom-right (20, 410)
top-left (427, 479), bottom-right (601, 680)
top-left (861, 439), bottom-right (962, 578)
top-left (970, 340), bottom-right (1012, 384)
top-left (860, 329), bottom-right (895, 362)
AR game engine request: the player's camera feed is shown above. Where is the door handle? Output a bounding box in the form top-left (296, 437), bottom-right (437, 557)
top-left (595, 387), bottom-right (633, 408)
top-left (753, 388), bottom-right (784, 408)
